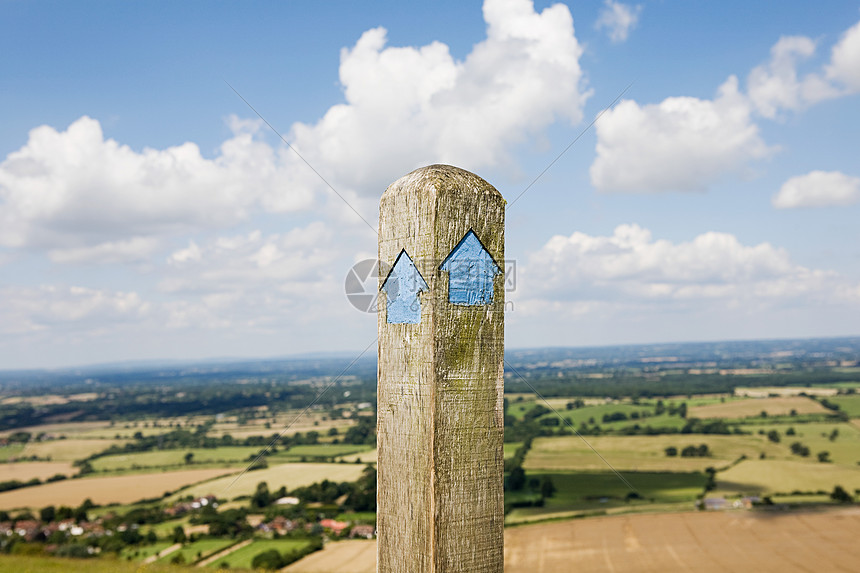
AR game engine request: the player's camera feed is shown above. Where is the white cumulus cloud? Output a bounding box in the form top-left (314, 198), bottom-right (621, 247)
top-left (595, 0), bottom-right (642, 43)
top-left (289, 0), bottom-right (590, 195)
top-left (0, 116), bottom-right (316, 258)
top-left (773, 170), bottom-right (860, 208)
top-left (520, 224), bottom-right (853, 307)
top-left (827, 19), bottom-right (860, 92)
top-left (590, 77), bottom-right (772, 193)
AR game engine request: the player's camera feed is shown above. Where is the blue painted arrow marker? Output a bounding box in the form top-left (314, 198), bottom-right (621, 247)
top-left (439, 229), bottom-right (501, 305)
top-left (381, 250), bottom-right (429, 324)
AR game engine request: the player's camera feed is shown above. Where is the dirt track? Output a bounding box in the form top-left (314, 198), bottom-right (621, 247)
top-left (286, 509), bottom-right (860, 572)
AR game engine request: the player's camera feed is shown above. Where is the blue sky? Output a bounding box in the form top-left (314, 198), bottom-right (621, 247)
top-left (1, 0), bottom-right (859, 369)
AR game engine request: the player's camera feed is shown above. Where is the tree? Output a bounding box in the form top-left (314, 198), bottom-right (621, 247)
top-left (830, 485), bottom-right (853, 503)
top-left (507, 466), bottom-right (526, 491)
top-left (665, 446), bottom-right (678, 457)
top-left (786, 427), bottom-right (796, 436)
top-left (251, 549), bottom-right (284, 570)
top-left (766, 430), bottom-right (780, 444)
top-left (184, 452), bottom-right (194, 465)
top-left (817, 451), bottom-right (831, 463)
top-left (39, 505), bottom-right (55, 523)
top-left (171, 524), bottom-right (187, 544)
top-left (540, 476), bottom-right (556, 499)
top-left (829, 429), bottom-right (839, 442)
top-left (251, 481), bottom-right (271, 509)
top-left (678, 403), bottom-right (688, 418)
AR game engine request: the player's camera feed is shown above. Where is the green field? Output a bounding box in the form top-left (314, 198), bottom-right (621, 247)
top-left (523, 435), bottom-right (780, 472)
top-left (121, 541), bottom-right (174, 562)
top-left (159, 538), bottom-right (237, 564)
top-left (504, 442), bottom-right (522, 459)
top-left (506, 470), bottom-right (707, 523)
top-left (336, 511), bottom-right (376, 523)
top-left (0, 554), bottom-right (192, 573)
top-left (271, 443), bottom-right (374, 461)
top-left (714, 459), bottom-right (860, 495)
top-left (0, 443), bottom-right (25, 460)
top-left (90, 447), bottom-right (261, 472)
top-left (829, 394), bottom-right (860, 417)
top-left (734, 421), bottom-right (860, 465)
top-left (208, 539), bottom-right (312, 569)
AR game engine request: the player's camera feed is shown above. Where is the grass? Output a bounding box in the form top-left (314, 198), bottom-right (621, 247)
top-left (505, 470), bottom-right (707, 523)
top-left (120, 541), bottom-right (174, 561)
top-left (149, 517), bottom-right (191, 537)
top-left (737, 421), bottom-right (860, 465)
top-left (21, 439), bottom-right (126, 462)
top-left (170, 462), bottom-right (367, 502)
top-left (335, 511), bottom-right (376, 523)
top-left (503, 442), bottom-right (522, 459)
top-left (0, 554), bottom-right (192, 573)
top-left (523, 435), bottom-right (781, 472)
top-left (90, 447), bottom-right (260, 472)
top-left (208, 538), bottom-right (312, 569)
top-left (271, 444), bottom-right (374, 461)
top-left (0, 443), bottom-right (25, 461)
top-left (828, 394), bottom-right (860, 417)
top-left (158, 538), bottom-right (236, 564)
top-left (714, 459), bottom-right (860, 495)
top-left (688, 396), bottom-right (828, 419)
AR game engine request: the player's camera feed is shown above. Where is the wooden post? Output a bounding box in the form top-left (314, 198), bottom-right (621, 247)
top-left (378, 164), bottom-right (505, 573)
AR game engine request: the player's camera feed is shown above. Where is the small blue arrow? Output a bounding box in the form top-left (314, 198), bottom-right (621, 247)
top-left (439, 230), bottom-right (501, 305)
top-left (381, 250), bottom-right (429, 324)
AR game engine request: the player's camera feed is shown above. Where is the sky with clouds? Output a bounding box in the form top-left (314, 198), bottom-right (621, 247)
top-left (1, 0), bottom-right (859, 369)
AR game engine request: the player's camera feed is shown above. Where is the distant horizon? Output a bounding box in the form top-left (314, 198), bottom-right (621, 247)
top-left (4, 332), bottom-right (858, 375)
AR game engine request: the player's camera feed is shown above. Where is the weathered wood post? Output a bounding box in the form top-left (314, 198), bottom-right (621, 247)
top-left (377, 164), bottom-right (505, 572)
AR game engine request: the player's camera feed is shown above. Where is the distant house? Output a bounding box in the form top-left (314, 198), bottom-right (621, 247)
top-left (702, 497), bottom-right (727, 510)
top-left (350, 524), bottom-right (375, 539)
top-left (275, 496), bottom-right (300, 505)
top-left (319, 518), bottom-right (349, 535)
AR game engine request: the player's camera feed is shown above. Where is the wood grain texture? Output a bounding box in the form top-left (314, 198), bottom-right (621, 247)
top-left (378, 164), bottom-right (505, 573)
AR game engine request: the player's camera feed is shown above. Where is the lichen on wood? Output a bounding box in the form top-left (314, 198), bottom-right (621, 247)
top-left (378, 164), bottom-right (504, 573)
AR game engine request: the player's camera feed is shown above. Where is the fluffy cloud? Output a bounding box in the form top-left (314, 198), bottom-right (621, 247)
top-left (590, 77), bottom-right (772, 193)
top-left (290, 0), bottom-right (589, 195)
top-left (773, 171), bottom-right (860, 208)
top-left (747, 36), bottom-right (840, 118)
top-left (0, 285), bottom-right (150, 335)
top-left (592, 18), bottom-right (860, 194)
top-left (827, 20), bottom-right (860, 92)
top-left (160, 222), bottom-right (343, 330)
top-left (0, 116), bottom-right (316, 257)
top-left (595, 0), bottom-right (642, 43)
top-left (520, 224), bottom-right (853, 307)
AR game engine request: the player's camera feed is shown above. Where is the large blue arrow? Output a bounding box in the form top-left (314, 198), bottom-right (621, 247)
top-left (381, 250), bottom-right (429, 324)
top-left (439, 230), bottom-right (501, 305)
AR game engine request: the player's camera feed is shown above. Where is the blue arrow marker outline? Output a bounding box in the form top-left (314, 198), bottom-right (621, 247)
top-left (439, 229), bottom-right (502, 306)
top-left (380, 249), bottom-right (429, 324)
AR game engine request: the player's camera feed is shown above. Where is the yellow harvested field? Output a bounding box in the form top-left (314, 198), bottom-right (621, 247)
top-left (688, 396), bottom-right (828, 419)
top-left (0, 468), bottom-right (238, 509)
top-left (715, 459), bottom-right (860, 495)
top-left (171, 462), bottom-right (367, 501)
top-left (21, 439), bottom-right (123, 461)
top-left (285, 539), bottom-right (376, 573)
top-left (735, 386), bottom-right (838, 397)
top-left (0, 421), bottom-right (111, 438)
top-left (524, 435), bottom-right (782, 472)
top-left (284, 510), bottom-right (860, 572)
top-left (504, 509), bottom-right (860, 572)
top-left (337, 449), bottom-right (377, 464)
top-left (0, 462), bottom-right (74, 481)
